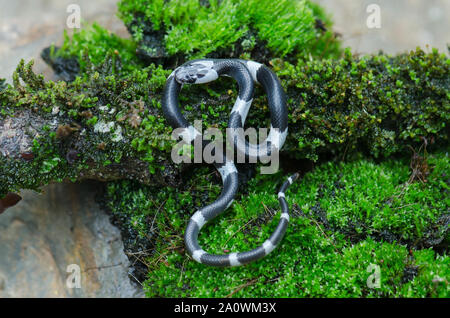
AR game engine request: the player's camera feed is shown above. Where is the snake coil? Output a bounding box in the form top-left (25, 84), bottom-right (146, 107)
top-left (162, 59), bottom-right (298, 267)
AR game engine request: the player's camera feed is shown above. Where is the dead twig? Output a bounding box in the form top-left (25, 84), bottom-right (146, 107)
top-left (226, 278), bottom-right (259, 298)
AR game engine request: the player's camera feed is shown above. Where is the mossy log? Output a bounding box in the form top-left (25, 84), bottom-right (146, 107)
top-left (0, 101), bottom-right (177, 186)
top-left (0, 48), bottom-right (448, 199)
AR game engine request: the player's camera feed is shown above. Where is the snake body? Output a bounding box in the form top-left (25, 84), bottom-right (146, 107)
top-left (162, 59), bottom-right (298, 267)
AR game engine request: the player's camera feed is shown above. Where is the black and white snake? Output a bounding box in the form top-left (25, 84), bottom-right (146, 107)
top-left (162, 59), bottom-right (298, 267)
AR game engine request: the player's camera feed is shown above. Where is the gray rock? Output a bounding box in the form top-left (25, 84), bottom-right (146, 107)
top-left (0, 0), bottom-right (142, 297)
top-left (316, 0), bottom-right (449, 55)
top-left (0, 181), bottom-right (143, 298)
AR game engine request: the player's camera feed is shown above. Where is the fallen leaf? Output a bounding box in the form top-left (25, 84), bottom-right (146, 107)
top-left (0, 193), bottom-right (22, 214)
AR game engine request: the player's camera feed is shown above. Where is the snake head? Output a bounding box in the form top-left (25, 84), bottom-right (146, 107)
top-left (174, 60), bottom-right (218, 84)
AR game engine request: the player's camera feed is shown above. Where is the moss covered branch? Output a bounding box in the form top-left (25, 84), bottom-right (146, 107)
top-left (0, 47), bottom-right (448, 197)
top-left (0, 59), bottom-right (180, 197)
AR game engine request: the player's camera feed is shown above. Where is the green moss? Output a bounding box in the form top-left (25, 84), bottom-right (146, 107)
top-left (57, 23), bottom-right (141, 73)
top-left (104, 151), bottom-right (449, 297)
top-left (140, 218), bottom-right (444, 298)
top-left (117, 0), bottom-right (342, 61)
top-left (287, 152), bottom-right (449, 242)
top-left (275, 47), bottom-right (449, 161)
top-left (399, 249), bottom-right (449, 297)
